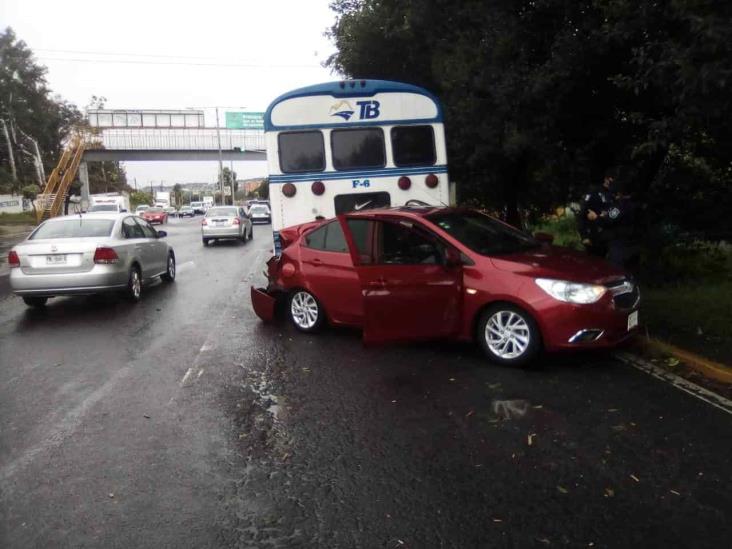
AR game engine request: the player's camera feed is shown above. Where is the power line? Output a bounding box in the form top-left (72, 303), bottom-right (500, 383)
top-left (34, 48), bottom-right (325, 69)
top-left (36, 56), bottom-right (324, 69)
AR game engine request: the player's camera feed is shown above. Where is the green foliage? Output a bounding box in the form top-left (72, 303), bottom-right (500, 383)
top-left (0, 211), bottom-right (34, 225)
top-left (641, 241), bottom-right (731, 286)
top-left (0, 27), bottom-right (82, 189)
top-left (328, 1), bottom-right (732, 237)
top-left (129, 191), bottom-right (153, 207)
top-left (21, 183), bottom-right (39, 199)
top-left (530, 213), bottom-right (583, 250)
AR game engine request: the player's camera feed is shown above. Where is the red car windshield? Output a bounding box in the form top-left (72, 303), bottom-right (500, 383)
top-left (428, 211), bottom-right (539, 256)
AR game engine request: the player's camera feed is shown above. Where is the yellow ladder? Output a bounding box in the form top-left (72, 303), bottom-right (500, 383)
top-left (36, 133), bottom-right (86, 223)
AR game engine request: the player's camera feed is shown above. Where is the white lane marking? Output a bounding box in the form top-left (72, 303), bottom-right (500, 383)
top-left (179, 367), bottom-right (194, 386)
top-left (172, 247), bottom-right (267, 396)
top-left (615, 352), bottom-right (732, 416)
top-left (176, 260), bottom-right (196, 273)
top-left (0, 365), bottom-right (132, 485)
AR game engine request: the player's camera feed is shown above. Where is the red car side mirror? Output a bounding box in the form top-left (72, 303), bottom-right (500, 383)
top-left (534, 232), bottom-right (554, 244)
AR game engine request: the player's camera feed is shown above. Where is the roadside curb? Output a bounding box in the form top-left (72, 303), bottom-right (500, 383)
top-left (637, 336), bottom-right (732, 384)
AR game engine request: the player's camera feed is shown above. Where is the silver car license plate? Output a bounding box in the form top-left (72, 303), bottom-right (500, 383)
top-left (46, 254), bottom-right (67, 265)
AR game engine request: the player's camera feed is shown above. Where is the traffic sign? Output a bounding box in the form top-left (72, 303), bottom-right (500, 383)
top-left (225, 112), bottom-right (265, 129)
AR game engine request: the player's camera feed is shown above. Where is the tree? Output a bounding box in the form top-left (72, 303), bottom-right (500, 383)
top-left (0, 27), bottom-right (81, 192)
top-left (129, 191), bottom-right (153, 208)
top-left (327, 1), bottom-right (732, 236)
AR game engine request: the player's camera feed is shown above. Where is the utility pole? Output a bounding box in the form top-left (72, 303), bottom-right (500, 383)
top-left (215, 107), bottom-right (225, 205)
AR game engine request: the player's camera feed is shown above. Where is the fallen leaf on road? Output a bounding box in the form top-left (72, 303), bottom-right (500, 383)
top-left (667, 358), bottom-right (680, 367)
top-left (557, 485), bottom-right (568, 494)
top-left (143, 414), bottom-right (151, 419)
top-left (465, 410), bottom-right (475, 418)
top-left (449, 377), bottom-right (456, 382)
top-left (532, 404), bottom-right (543, 409)
top-left (487, 383), bottom-right (501, 389)
top-left (108, 493), bottom-right (115, 499)
top-left (611, 424), bottom-right (626, 432)
top-left (670, 489), bottom-right (681, 496)
top-left (492, 518), bottom-right (503, 523)
top-left (528, 433), bottom-right (536, 446)
top-left (630, 474), bottom-right (640, 482)
top-left (604, 488), bottom-right (615, 497)
top-left (391, 400), bottom-right (397, 404)
top-left (536, 538), bottom-right (551, 545)
top-left (607, 408), bottom-right (619, 412)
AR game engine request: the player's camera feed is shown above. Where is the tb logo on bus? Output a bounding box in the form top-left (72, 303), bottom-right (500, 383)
top-left (356, 101), bottom-right (380, 120)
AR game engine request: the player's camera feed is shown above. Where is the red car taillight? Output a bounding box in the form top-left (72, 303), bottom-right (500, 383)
top-left (8, 250), bottom-right (20, 268)
top-left (233, 218), bottom-right (241, 225)
top-left (93, 247), bottom-right (119, 264)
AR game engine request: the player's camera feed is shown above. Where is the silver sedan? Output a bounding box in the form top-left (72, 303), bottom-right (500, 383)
top-left (201, 206), bottom-right (253, 246)
top-left (7, 213), bottom-right (176, 307)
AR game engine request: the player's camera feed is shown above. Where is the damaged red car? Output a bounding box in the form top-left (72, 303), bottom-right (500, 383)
top-left (251, 207), bottom-right (640, 366)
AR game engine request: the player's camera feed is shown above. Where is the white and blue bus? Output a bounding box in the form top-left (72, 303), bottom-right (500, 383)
top-left (264, 79), bottom-right (452, 254)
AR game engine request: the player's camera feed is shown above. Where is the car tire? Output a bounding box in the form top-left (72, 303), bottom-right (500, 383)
top-left (477, 303), bottom-right (541, 367)
top-left (288, 289), bottom-right (325, 333)
top-left (122, 265), bottom-right (143, 303)
top-left (202, 238), bottom-right (209, 246)
top-left (161, 253), bottom-right (176, 282)
top-left (22, 296), bottom-right (48, 308)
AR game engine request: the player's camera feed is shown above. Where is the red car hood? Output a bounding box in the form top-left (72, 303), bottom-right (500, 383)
top-left (489, 245), bottom-right (626, 284)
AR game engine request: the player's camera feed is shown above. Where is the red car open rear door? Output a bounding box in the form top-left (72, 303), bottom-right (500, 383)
top-left (342, 215), bottom-right (463, 344)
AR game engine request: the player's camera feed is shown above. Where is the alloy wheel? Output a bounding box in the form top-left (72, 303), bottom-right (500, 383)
top-left (290, 291), bottom-right (319, 330)
top-left (484, 310), bottom-right (530, 359)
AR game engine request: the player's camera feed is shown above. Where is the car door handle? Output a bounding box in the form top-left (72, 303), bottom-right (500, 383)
top-left (311, 258), bottom-right (323, 266)
top-left (367, 278), bottom-right (387, 288)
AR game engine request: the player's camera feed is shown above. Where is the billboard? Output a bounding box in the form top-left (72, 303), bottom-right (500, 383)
top-left (225, 112), bottom-right (265, 129)
top-left (88, 110), bottom-right (205, 129)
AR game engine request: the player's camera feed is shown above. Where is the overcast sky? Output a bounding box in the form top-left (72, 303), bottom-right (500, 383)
top-left (0, 0), bottom-right (339, 185)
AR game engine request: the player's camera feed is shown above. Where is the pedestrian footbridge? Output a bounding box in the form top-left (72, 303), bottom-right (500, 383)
top-left (37, 110), bottom-right (267, 221)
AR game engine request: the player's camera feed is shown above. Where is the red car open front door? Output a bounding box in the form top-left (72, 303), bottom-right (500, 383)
top-left (343, 215), bottom-right (463, 344)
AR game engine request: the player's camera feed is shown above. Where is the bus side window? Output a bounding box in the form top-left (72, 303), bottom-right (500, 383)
top-left (391, 125), bottom-right (436, 167)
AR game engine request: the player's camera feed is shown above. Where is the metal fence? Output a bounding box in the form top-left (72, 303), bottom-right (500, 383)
top-left (97, 128), bottom-right (266, 151)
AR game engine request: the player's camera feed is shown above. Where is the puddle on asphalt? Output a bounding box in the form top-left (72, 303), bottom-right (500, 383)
top-left (491, 399), bottom-right (531, 420)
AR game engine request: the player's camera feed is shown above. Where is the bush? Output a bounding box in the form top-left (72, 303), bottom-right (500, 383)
top-left (529, 211), bottom-right (583, 249)
top-left (641, 241), bottom-right (731, 286)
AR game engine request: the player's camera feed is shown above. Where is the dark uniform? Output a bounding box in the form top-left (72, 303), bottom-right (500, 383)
top-left (602, 191), bottom-right (639, 271)
top-left (577, 185), bottom-right (613, 257)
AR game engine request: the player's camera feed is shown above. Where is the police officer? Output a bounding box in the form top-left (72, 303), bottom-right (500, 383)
top-left (603, 180), bottom-right (639, 271)
top-left (577, 170), bottom-right (615, 257)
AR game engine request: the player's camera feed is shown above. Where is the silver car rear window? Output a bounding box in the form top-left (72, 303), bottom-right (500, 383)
top-left (30, 219), bottom-right (116, 240)
top-left (206, 208), bottom-right (238, 217)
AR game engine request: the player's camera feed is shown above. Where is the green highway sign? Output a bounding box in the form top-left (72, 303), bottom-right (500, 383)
top-left (225, 111), bottom-right (265, 129)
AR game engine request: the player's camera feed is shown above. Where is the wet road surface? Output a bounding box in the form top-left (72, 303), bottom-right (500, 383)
top-left (0, 217), bottom-right (729, 548)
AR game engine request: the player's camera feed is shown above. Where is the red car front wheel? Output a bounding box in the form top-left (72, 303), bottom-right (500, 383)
top-left (477, 304), bottom-right (541, 366)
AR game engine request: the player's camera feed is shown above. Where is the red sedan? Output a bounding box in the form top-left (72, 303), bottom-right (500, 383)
top-left (141, 207), bottom-right (168, 225)
top-left (251, 207), bottom-right (640, 366)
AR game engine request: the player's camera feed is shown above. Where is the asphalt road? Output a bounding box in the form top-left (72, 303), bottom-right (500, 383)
top-left (0, 217), bottom-right (729, 548)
